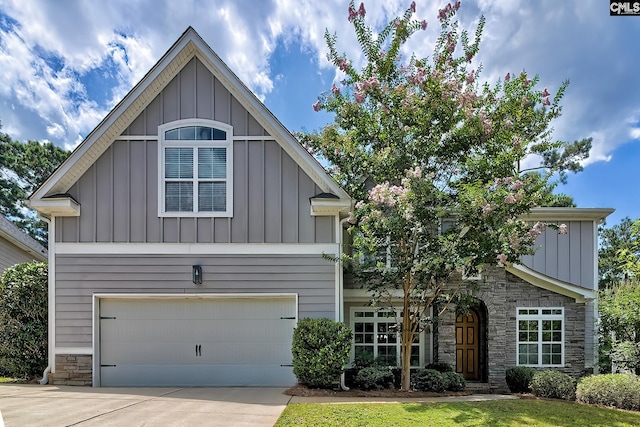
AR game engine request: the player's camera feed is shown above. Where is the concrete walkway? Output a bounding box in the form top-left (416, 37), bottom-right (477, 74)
top-left (0, 385), bottom-right (291, 427)
top-left (289, 393), bottom-right (517, 404)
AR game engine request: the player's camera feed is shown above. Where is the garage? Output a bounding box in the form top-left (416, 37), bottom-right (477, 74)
top-left (97, 295), bottom-right (297, 387)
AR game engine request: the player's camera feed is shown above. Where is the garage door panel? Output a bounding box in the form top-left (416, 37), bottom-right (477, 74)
top-left (99, 296), bottom-right (297, 387)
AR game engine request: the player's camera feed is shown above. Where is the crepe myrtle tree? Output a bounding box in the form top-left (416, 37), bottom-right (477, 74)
top-left (299, 1), bottom-right (590, 390)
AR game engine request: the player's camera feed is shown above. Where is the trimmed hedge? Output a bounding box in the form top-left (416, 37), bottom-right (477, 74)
top-left (577, 374), bottom-right (640, 411)
top-left (291, 318), bottom-right (352, 388)
top-left (411, 368), bottom-right (465, 392)
top-left (0, 262), bottom-right (48, 379)
top-left (354, 366), bottom-right (395, 391)
top-left (505, 366), bottom-right (535, 393)
top-left (530, 370), bottom-right (576, 401)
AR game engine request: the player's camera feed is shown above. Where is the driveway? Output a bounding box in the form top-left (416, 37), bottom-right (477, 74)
top-left (0, 385), bottom-right (291, 426)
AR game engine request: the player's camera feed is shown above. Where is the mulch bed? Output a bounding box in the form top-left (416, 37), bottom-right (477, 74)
top-left (284, 383), bottom-right (475, 398)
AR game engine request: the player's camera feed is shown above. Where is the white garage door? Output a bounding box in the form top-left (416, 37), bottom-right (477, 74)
top-left (99, 296), bottom-right (297, 387)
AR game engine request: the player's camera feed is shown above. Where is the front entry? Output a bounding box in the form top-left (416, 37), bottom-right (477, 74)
top-left (455, 309), bottom-right (479, 380)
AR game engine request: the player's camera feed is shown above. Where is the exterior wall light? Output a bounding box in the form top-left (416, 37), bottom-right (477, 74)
top-left (192, 265), bottom-right (202, 285)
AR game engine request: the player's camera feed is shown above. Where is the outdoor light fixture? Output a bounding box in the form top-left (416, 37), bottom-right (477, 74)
top-left (192, 265), bottom-right (202, 285)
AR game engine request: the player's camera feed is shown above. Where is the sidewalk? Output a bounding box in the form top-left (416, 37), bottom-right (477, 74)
top-left (288, 393), bottom-right (517, 404)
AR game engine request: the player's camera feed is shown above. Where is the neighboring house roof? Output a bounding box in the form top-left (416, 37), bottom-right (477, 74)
top-left (28, 26), bottom-right (350, 215)
top-left (0, 214), bottom-right (47, 261)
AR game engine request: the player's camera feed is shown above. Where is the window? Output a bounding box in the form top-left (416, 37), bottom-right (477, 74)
top-left (158, 120), bottom-right (233, 217)
top-left (517, 308), bottom-right (564, 366)
top-left (351, 309), bottom-right (422, 366)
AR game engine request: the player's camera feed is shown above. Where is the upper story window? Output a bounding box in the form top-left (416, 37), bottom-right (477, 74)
top-left (158, 120), bottom-right (233, 217)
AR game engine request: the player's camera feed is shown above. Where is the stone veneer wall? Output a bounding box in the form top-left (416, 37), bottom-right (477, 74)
top-left (437, 266), bottom-right (587, 392)
top-left (51, 355), bottom-right (92, 386)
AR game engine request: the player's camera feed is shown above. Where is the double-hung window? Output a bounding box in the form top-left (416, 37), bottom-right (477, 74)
top-left (158, 120), bottom-right (233, 217)
top-left (351, 309), bottom-right (422, 366)
top-left (516, 307), bottom-right (564, 366)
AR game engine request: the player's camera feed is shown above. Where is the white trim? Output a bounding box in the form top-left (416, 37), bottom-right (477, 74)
top-left (516, 307), bottom-right (565, 367)
top-left (48, 217), bottom-right (55, 373)
top-left (55, 347), bottom-right (92, 355)
top-left (27, 197), bottom-right (80, 217)
top-left (55, 242), bottom-right (340, 256)
top-left (114, 135), bottom-right (278, 142)
top-left (311, 198), bottom-right (352, 217)
top-left (92, 292), bottom-right (298, 387)
top-left (525, 207), bottom-right (614, 222)
top-left (158, 119), bottom-right (234, 218)
top-left (506, 263), bottom-right (595, 303)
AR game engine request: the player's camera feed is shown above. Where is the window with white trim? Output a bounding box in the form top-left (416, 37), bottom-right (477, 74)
top-left (351, 309), bottom-right (422, 366)
top-left (517, 307), bottom-right (564, 366)
top-left (158, 120), bottom-right (233, 217)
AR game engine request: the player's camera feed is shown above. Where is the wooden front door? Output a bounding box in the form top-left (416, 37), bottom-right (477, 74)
top-left (455, 309), bottom-right (479, 380)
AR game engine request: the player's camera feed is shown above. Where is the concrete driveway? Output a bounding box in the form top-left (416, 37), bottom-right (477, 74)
top-left (0, 385), bottom-right (291, 426)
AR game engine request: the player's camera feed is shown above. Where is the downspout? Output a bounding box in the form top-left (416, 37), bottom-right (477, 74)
top-left (337, 215), bottom-right (350, 391)
top-left (39, 214), bottom-right (52, 385)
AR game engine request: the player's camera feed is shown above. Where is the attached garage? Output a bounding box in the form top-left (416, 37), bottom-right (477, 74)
top-left (96, 295), bottom-right (297, 387)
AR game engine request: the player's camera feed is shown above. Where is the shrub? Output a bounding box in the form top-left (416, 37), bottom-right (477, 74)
top-left (505, 366), bottom-right (535, 393)
top-left (425, 362), bottom-right (454, 373)
top-left (577, 374), bottom-right (640, 411)
top-left (291, 318), bottom-right (352, 388)
top-left (0, 262), bottom-right (48, 379)
top-left (442, 371), bottom-right (466, 391)
top-left (530, 370), bottom-right (576, 401)
top-left (354, 366), bottom-right (395, 391)
top-left (412, 369), bottom-right (446, 392)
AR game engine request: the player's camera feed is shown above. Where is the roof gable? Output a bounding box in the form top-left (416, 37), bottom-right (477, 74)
top-left (30, 27), bottom-right (349, 205)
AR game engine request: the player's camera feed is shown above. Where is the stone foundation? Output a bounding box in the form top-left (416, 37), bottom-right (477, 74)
top-left (51, 354), bottom-right (92, 386)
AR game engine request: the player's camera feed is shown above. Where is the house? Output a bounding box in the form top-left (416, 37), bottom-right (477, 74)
top-left (0, 214), bottom-right (47, 270)
top-left (28, 27), bottom-right (612, 390)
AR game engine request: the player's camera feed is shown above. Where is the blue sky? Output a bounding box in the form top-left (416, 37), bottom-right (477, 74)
top-left (0, 0), bottom-right (638, 226)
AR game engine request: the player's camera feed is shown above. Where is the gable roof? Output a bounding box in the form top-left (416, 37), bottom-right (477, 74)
top-left (506, 263), bottom-right (595, 303)
top-left (29, 26), bottom-right (350, 214)
top-left (0, 214), bottom-right (47, 261)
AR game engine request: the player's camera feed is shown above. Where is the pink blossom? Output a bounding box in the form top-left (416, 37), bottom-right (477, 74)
top-left (542, 88), bottom-right (550, 97)
top-left (558, 223), bottom-right (568, 235)
top-left (482, 203), bottom-right (493, 216)
top-left (542, 97), bottom-right (551, 106)
top-left (358, 2), bottom-right (366, 17)
top-left (511, 180), bottom-right (523, 190)
top-left (312, 100), bottom-right (321, 112)
top-left (410, 1), bottom-right (416, 12)
top-left (505, 194), bottom-right (516, 204)
top-left (338, 57), bottom-right (350, 72)
top-left (331, 83), bottom-right (340, 95)
top-left (497, 253), bottom-right (507, 266)
top-left (421, 20), bottom-right (428, 30)
top-left (355, 200), bottom-right (365, 210)
top-left (514, 190), bottom-right (524, 201)
top-left (529, 222), bottom-right (547, 238)
top-left (348, 5), bottom-right (357, 21)
top-left (406, 167), bottom-right (422, 179)
top-left (504, 72), bottom-right (510, 82)
top-left (504, 119), bottom-right (513, 127)
top-left (454, 1), bottom-right (461, 10)
top-left (509, 235), bottom-right (521, 250)
top-left (360, 215), bottom-right (370, 224)
top-left (503, 177), bottom-right (513, 185)
top-left (466, 70), bottom-right (475, 84)
top-left (346, 211), bottom-right (355, 224)
top-left (354, 90), bottom-right (365, 104)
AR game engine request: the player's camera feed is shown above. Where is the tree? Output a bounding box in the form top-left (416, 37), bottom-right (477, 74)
top-left (599, 217), bottom-right (640, 289)
top-left (0, 128), bottom-right (69, 246)
top-left (0, 262), bottom-right (48, 378)
top-left (301, 1), bottom-right (589, 390)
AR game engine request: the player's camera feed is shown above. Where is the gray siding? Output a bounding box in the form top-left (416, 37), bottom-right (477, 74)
top-left (55, 57), bottom-right (334, 244)
top-left (55, 254), bottom-right (336, 347)
top-left (520, 221), bottom-right (595, 289)
top-left (0, 236), bottom-right (40, 271)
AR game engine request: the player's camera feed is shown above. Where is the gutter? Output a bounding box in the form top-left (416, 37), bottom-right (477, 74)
top-left (337, 216), bottom-right (350, 391)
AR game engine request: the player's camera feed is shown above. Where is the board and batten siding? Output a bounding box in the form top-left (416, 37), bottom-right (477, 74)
top-left (54, 254), bottom-right (336, 348)
top-left (55, 58), bottom-right (335, 244)
top-left (0, 235), bottom-right (40, 271)
top-left (520, 220), bottom-right (595, 290)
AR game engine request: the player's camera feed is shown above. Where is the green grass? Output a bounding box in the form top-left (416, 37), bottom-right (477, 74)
top-left (0, 377), bottom-right (23, 383)
top-left (275, 399), bottom-right (640, 426)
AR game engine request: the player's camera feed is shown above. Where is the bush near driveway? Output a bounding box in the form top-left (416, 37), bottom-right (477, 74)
top-left (292, 318), bottom-right (352, 388)
top-left (577, 373), bottom-right (640, 411)
top-left (0, 262), bottom-right (47, 379)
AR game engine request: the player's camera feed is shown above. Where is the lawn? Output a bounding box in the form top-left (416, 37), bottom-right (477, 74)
top-left (275, 399), bottom-right (640, 426)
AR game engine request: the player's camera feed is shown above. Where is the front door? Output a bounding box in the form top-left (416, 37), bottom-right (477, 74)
top-left (455, 309), bottom-right (479, 380)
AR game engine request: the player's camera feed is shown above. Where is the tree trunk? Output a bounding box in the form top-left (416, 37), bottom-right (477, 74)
top-left (400, 296), bottom-right (412, 390)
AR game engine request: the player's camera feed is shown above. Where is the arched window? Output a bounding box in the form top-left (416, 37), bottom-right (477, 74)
top-left (158, 119), bottom-right (233, 217)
